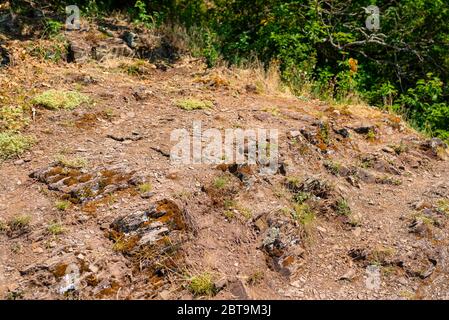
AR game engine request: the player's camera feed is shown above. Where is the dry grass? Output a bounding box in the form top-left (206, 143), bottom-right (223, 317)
top-left (227, 59), bottom-right (291, 97)
top-left (247, 270), bottom-right (265, 285)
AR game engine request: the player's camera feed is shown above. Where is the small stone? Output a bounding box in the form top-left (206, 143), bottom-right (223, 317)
top-left (409, 219), bottom-right (426, 235)
top-left (245, 84), bottom-right (258, 93)
top-left (339, 269), bottom-right (356, 281)
top-left (140, 192), bottom-right (154, 199)
top-left (166, 170), bottom-right (179, 180)
top-left (100, 222), bottom-right (110, 230)
top-left (289, 130), bottom-right (301, 138)
top-left (14, 159), bottom-right (25, 165)
top-left (353, 125), bottom-right (375, 134)
top-left (334, 128), bottom-right (350, 138)
top-left (382, 146), bottom-right (396, 154)
top-left (137, 225), bottom-right (169, 246)
top-left (413, 200), bottom-right (432, 210)
top-left (78, 215), bottom-right (90, 223)
top-left (88, 264), bottom-right (99, 273)
top-left (33, 247), bottom-right (44, 254)
top-left (228, 280), bottom-right (250, 300)
top-left (215, 277), bottom-right (228, 290)
top-left (254, 218), bottom-right (268, 232)
top-left (158, 290), bottom-right (171, 300)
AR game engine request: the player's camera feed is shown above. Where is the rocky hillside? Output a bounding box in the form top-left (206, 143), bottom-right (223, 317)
top-left (1, 16), bottom-right (449, 300)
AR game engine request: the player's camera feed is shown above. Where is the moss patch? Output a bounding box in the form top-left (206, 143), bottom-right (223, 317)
top-left (138, 182), bottom-right (152, 193)
top-left (32, 90), bottom-right (90, 110)
top-left (0, 106), bottom-right (30, 131)
top-left (175, 98), bottom-right (213, 111)
top-left (0, 132), bottom-right (34, 160)
top-left (56, 155), bottom-right (88, 169)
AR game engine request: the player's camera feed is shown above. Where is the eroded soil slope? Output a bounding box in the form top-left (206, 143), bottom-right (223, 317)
top-left (1, 23), bottom-right (449, 300)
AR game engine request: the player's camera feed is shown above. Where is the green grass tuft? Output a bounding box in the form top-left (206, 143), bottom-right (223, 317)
top-left (213, 175), bottom-right (229, 189)
top-left (55, 200), bottom-right (71, 211)
top-left (188, 273), bottom-right (216, 296)
top-left (336, 198), bottom-right (351, 216)
top-left (138, 183), bottom-right (152, 193)
top-left (47, 221), bottom-right (65, 235)
top-left (292, 203), bottom-right (315, 226)
top-left (9, 215), bottom-right (31, 231)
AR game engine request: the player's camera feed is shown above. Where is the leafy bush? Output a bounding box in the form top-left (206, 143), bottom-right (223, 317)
top-left (43, 19), bottom-right (63, 37)
top-left (396, 74), bottom-right (449, 140)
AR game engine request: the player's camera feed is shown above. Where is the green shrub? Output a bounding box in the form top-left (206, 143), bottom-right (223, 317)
top-left (292, 203), bottom-right (315, 226)
top-left (396, 74), bottom-right (449, 140)
top-left (213, 175), bottom-right (229, 189)
top-left (29, 35), bottom-right (68, 62)
top-left (43, 19), bottom-right (63, 37)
